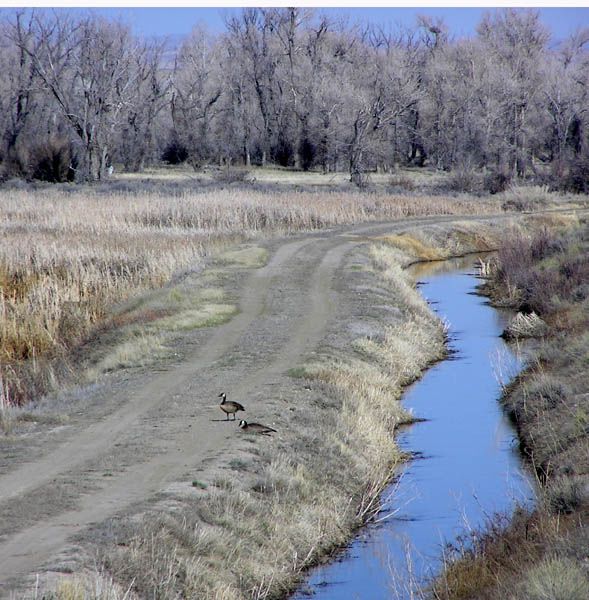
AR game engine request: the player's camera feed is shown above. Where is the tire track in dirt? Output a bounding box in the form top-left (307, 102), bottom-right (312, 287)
top-left (0, 237), bottom-right (310, 508)
top-left (0, 231), bottom-right (355, 590)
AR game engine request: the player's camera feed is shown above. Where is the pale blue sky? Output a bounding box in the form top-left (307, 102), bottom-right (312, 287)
top-left (90, 6), bottom-right (588, 44)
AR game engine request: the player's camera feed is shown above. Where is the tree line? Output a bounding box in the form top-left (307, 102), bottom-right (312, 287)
top-left (1, 7), bottom-right (588, 188)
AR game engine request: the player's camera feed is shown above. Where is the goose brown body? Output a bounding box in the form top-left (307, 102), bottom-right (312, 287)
top-left (238, 420), bottom-right (276, 435)
top-left (218, 392), bottom-right (245, 420)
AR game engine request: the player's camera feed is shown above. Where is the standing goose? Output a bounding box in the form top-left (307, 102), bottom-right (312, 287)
top-left (218, 392), bottom-right (245, 420)
top-left (238, 420), bottom-right (276, 435)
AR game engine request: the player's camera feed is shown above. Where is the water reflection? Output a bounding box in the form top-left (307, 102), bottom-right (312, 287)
top-left (294, 254), bottom-right (535, 600)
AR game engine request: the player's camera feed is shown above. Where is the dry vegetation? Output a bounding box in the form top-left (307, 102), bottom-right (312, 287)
top-left (431, 219), bottom-right (589, 599)
top-left (0, 184), bottom-right (501, 409)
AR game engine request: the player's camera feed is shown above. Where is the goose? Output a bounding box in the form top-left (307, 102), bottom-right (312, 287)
top-left (238, 420), bottom-right (276, 435)
top-left (218, 392), bottom-right (245, 420)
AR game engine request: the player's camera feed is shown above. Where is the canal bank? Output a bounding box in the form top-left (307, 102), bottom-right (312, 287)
top-left (294, 254), bottom-right (536, 599)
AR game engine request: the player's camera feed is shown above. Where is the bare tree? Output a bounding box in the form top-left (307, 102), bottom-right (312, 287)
top-left (171, 26), bottom-right (223, 169)
top-left (19, 12), bottom-right (140, 180)
top-left (2, 7), bottom-right (588, 184)
top-left (0, 12), bottom-right (40, 175)
top-left (119, 38), bottom-right (171, 172)
top-left (477, 8), bottom-right (549, 177)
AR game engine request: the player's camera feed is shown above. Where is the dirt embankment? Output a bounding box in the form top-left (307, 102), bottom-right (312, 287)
top-left (432, 215), bottom-right (589, 600)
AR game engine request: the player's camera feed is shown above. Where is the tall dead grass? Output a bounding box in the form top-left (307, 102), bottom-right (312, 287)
top-left (0, 186), bottom-right (496, 406)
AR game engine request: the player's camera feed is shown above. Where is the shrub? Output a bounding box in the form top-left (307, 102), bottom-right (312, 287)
top-left (494, 228), bottom-right (570, 315)
top-left (526, 376), bottom-right (571, 411)
top-left (272, 136), bottom-right (295, 167)
top-left (211, 167), bottom-right (250, 184)
top-left (298, 137), bottom-right (316, 171)
top-left (561, 156), bottom-right (589, 194)
top-left (544, 477), bottom-right (583, 515)
top-left (484, 168), bottom-right (511, 194)
top-left (445, 167), bottom-right (484, 193)
top-left (521, 557), bottom-right (589, 599)
top-left (29, 137), bottom-right (77, 183)
top-left (388, 174), bottom-right (416, 192)
top-left (350, 169), bottom-right (371, 188)
top-left (505, 375), bottom-right (571, 425)
top-left (500, 185), bottom-right (552, 212)
top-left (161, 138), bottom-right (188, 165)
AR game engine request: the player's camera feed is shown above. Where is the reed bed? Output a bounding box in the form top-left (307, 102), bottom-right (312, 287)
top-left (0, 186), bottom-right (497, 405)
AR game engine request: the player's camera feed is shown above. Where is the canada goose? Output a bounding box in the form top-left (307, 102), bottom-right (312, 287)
top-left (218, 392), bottom-right (245, 420)
top-left (238, 420), bottom-right (276, 435)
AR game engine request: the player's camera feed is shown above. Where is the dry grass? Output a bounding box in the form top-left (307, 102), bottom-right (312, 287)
top-left (499, 185), bottom-right (555, 212)
top-left (0, 185), bottom-right (498, 408)
top-left (37, 571), bottom-right (135, 600)
top-left (503, 312), bottom-right (548, 340)
top-left (522, 557), bottom-right (589, 600)
top-left (376, 219), bottom-right (502, 264)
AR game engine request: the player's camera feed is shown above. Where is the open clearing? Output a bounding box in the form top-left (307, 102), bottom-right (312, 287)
top-left (0, 205), bottom-right (586, 598)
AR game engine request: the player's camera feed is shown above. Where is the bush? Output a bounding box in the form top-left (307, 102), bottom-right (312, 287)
top-left (161, 138), bottom-right (189, 165)
top-left (350, 169), bottom-right (371, 188)
top-left (500, 185), bottom-right (552, 212)
top-left (445, 167), bottom-right (484, 193)
top-left (272, 136), bottom-right (295, 167)
top-left (521, 557), bottom-right (589, 599)
top-left (561, 156), bottom-right (589, 194)
top-left (505, 375), bottom-right (570, 424)
top-left (299, 137), bottom-right (316, 171)
top-left (484, 168), bottom-right (512, 194)
top-left (388, 174), bottom-right (416, 192)
top-left (29, 137), bottom-right (76, 183)
top-left (494, 228), bottom-right (570, 315)
top-left (211, 167), bottom-right (250, 184)
top-left (544, 477), bottom-right (584, 515)
top-left (527, 376), bottom-right (571, 410)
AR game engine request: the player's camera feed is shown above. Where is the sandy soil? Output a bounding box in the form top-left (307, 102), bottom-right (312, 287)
top-left (0, 211), bottom-right (568, 596)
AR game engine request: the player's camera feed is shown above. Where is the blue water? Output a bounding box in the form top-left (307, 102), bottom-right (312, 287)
top-left (294, 256), bottom-right (535, 599)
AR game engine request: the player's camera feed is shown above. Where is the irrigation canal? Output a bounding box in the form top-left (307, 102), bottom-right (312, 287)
top-left (294, 253), bottom-right (536, 599)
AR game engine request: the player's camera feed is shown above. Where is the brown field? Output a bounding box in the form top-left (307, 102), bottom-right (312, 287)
top-left (0, 183), bottom-right (502, 407)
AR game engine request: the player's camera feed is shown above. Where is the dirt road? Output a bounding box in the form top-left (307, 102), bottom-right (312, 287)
top-left (0, 212), bottom-right (572, 596)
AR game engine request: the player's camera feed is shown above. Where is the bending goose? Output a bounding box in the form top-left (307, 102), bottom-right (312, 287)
top-left (218, 392), bottom-right (245, 420)
top-left (238, 420), bottom-right (276, 435)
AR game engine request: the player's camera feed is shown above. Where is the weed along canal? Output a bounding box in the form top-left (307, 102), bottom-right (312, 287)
top-left (294, 254), bottom-right (537, 599)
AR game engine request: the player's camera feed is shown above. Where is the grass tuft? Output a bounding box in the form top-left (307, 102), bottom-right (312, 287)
top-left (522, 557), bottom-right (589, 600)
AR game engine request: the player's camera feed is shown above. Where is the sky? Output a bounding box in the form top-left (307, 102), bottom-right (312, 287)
top-left (89, 6), bottom-right (589, 43)
top-left (1, 4), bottom-right (588, 45)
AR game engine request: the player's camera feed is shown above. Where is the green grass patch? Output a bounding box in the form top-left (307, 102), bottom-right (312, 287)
top-left (217, 246), bottom-right (268, 268)
top-left (149, 304), bottom-right (237, 332)
top-left (287, 366), bottom-right (312, 379)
